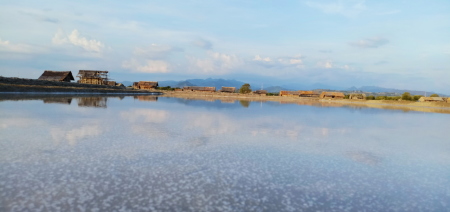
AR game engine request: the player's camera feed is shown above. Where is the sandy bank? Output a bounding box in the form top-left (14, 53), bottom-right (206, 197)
top-left (160, 91), bottom-right (450, 114)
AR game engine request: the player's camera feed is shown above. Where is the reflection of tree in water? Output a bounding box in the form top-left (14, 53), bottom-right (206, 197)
top-left (239, 100), bottom-right (250, 108)
top-left (43, 98), bottom-right (72, 105)
top-left (77, 97), bottom-right (107, 108)
top-left (134, 96), bottom-right (158, 102)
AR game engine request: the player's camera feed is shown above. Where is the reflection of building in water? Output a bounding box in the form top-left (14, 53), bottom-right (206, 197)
top-left (134, 96), bottom-right (158, 102)
top-left (43, 98), bottom-right (73, 105)
top-left (221, 99), bottom-right (236, 104)
top-left (77, 97), bottom-right (107, 108)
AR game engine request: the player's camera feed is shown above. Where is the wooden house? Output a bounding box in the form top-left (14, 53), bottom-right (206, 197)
top-left (106, 81), bottom-right (117, 86)
top-left (220, 87), bottom-right (236, 93)
top-left (279, 91), bottom-right (300, 97)
top-left (418, 97), bottom-right (445, 102)
top-left (299, 91), bottom-right (319, 97)
top-left (320, 92), bottom-right (345, 99)
top-left (38, 70), bottom-right (74, 82)
top-left (183, 86), bottom-right (216, 92)
top-left (133, 81), bottom-right (159, 90)
top-left (253, 90), bottom-right (267, 96)
top-left (77, 70), bottom-right (108, 85)
top-left (349, 93), bottom-right (366, 100)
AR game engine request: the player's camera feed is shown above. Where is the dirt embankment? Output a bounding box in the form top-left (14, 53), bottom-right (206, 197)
top-left (160, 90), bottom-right (450, 113)
top-left (0, 76), bottom-right (160, 94)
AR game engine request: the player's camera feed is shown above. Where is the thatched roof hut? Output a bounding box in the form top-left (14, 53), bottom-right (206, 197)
top-left (38, 71), bottom-right (74, 82)
top-left (77, 70), bottom-right (108, 85)
top-left (220, 87), bottom-right (236, 93)
top-left (133, 81), bottom-right (158, 90)
top-left (349, 93), bottom-right (366, 100)
top-left (320, 92), bottom-right (345, 99)
top-left (279, 91), bottom-right (300, 97)
top-left (183, 86), bottom-right (216, 92)
top-left (418, 97), bottom-right (444, 102)
top-left (299, 91), bottom-right (319, 97)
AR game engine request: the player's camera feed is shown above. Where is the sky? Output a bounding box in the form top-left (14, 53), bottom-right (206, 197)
top-left (1, 0), bottom-right (449, 93)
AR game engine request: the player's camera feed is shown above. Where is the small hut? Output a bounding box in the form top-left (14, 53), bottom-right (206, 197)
top-left (220, 87), bottom-right (236, 93)
top-left (320, 92), bottom-right (345, 99)
top-left (133, 81), bottom-right (159, 90)
top-left (349, 93), bottom-right (366, 100)
top-left (77, 70), bottom-right (108, 85)
top-left (183, 86), bottom-right (216, 92)
top-left (300, 91), bottom-right (319, 97)
top-left (38, 71), bottom-right (74, 82)
top-left (418, 97), bottom-right (444, 102)
top-left (253, 90), bottom-right (267, 96)
top-left (279, 91), bottom-right (300, 97)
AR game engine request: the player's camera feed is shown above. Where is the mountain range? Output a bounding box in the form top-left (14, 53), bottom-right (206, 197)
top-left (120, 78), bottom-right (447, 96)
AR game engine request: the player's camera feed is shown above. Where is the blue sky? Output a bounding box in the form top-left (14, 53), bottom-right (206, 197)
top-left (1, 0), bottom-right (449, 93)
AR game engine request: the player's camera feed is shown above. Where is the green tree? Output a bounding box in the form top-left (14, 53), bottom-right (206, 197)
top-left (413, 95), bottom-right (423, 101)
top-left (344, 94), bottom-right (350, 99)
top-left (430, 94), bottom-right (439, 97)
top-left (366, 95), bottom-right (375, 100)
top-left (239, 83), bottom-right (252, 94)
top-left (401, 92), bottom-right (412, 101)
top-left (376, 96), bottom-right (386, 100)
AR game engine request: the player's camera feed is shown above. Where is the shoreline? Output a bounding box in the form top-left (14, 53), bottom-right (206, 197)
top-left (1, 76), bottom-right (449, 113)
top-left (159, 91), bottom-right (450, 114)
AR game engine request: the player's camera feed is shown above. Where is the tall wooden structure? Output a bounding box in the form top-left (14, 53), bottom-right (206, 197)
top-left (77, 70), bottom-right (108, 85)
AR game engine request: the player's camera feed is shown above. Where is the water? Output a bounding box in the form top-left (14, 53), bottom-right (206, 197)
top-left (1, 95), bottom-right (449, 211)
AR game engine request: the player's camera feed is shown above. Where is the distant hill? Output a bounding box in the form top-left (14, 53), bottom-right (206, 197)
top-left (347, 86), bottom-right (447, 96)
top-left (159, 78), bottom-right (247, 89)
top-left (265, 86), bottom-right (286, 93)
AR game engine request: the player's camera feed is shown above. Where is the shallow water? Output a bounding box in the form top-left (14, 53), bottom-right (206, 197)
top-left (1, 95), bottom-right (449, 211)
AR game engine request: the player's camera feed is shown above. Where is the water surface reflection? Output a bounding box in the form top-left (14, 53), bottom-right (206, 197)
top-left (0, 95), bottom-right (449, 211)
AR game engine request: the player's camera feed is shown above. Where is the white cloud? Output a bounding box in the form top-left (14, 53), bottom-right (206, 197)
top-left (121, 109), bottom-right (168, 123)
top-left (122, 58), bottom-right (170, 73)
top-left (349, 37), bottom-right (389, 48)
top-left (306, 0), bottom-right (366, 17)
top-left (134, 44), bottom-right (182, 58)
top-left (52, 29), bottom-right (104, 52)
top-left (192, 38), bottom-right (213, 50)
top-left (254, 55), bottom-right (272, 62)
top-left (188, 51), bottom-right (242, 74)
top-left (253, 54), bottom-right (304, 68)
top-left (317, 60), bottom-right (333, 69)
top-left (0, 38), bottom-right (33, 53)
